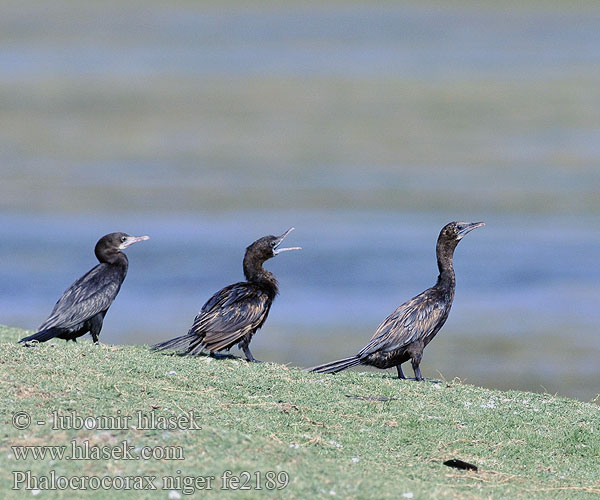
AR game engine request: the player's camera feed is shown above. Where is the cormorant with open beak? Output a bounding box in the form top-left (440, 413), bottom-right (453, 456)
top-left (310, 221), bottom-right (484, 380)
top-left (153, 227), bottom-right (301, 362)
top-left (19, 232), bottom-right (150, 345)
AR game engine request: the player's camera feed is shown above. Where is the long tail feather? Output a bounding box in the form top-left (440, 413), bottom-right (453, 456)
top-left (309, 355), bottom-right (362, 374)
top-left (18, 328), bottom-right (60, 344)
top-left (151, 334), bottom-right (198, 354)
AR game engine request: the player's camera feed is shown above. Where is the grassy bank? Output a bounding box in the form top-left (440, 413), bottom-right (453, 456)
top-left (1, 325), bottom-right (599, 499)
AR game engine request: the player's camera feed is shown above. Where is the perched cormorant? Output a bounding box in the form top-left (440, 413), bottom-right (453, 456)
top-left (19, 232), bottom-right (149, 345)
top-left (309, 221), bottom-right (484, 381)
top-left (152, 227), bottom-right (300, 362)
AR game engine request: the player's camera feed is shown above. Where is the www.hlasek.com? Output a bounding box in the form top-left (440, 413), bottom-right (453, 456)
top-left (12, 439), bottom-right (184, 461)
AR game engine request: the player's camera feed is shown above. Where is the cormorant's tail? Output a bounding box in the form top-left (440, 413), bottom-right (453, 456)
top-left (309, 355), bottom-right (362, 374)
top-left (18, 328), bottom-right (60, 344)
top-left (151, 333), bottom-right (201, 355)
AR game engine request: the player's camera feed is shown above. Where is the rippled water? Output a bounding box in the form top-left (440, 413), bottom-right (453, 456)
top-left (1, 1), bottom-right (599, 402)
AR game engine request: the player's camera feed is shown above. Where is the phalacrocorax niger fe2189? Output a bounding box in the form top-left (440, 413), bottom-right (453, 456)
top-left (309, 221), bottom-right (484, 381)
top-left (152, 227), bottom-right (300, 362)
top-left (19, 232), bottom-right (150, 345)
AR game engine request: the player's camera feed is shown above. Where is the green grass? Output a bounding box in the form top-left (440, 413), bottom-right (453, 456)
top-left (1, 325), bottom-right (599, 499)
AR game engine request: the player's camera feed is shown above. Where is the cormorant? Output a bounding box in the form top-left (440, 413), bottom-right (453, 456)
top-left (309, 221), bottom-right (484, 381)
top-left (19, 232), bottom-right (149, 345)
top-left (152, 227), bottom-right (300, 362)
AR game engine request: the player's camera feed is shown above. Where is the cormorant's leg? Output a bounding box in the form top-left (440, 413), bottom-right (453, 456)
top-left (396, 364), bottom-right (406, 379)
top-left (411, 357), bottom-right (424, 381)
top-left (241, 344), bottom-right (262, 363)
top-left (88, 312), bottom-right (105, 345)
top-left (407, 341), bottom-right (424, 381)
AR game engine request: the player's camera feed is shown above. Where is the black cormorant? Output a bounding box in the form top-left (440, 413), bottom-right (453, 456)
top-left (309, 221), bottom-right (484, 381)
top-left (152, 227), bottom-right (300, 362)
top-left (18, 232), bottom-right (149, 345)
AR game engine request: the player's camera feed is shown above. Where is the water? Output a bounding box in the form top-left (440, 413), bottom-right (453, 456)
top-left (3, 4), bottom-right (600, 80)
top-left (1, 1), bottom-right (600, 402)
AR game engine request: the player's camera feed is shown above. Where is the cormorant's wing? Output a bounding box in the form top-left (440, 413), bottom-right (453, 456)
top-left (38, 263), bottom-right (124, 331)
top-left (358, 289), bottom-right (448, 357)
top-left (190, 282), bottom-right (271, 351)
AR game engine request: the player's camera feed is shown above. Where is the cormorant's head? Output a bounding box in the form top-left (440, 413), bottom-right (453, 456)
top-left (95, 232), bottom-right (150, 262)
top-left (438, 221), bottom-right (485, 247)
top-left (246, 227), bottom-right (301, 263)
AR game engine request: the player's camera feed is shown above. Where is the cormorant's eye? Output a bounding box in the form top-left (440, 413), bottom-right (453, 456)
top-left (270, 241), bottom-right (277, 247)
top-left (121, 236), bottom-right (127, 243)
top-left (457, 225), bottom-right (464, 231)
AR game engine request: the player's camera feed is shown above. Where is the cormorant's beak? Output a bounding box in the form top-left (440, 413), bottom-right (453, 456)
top-left (273, 227), bottom-right (301, 255)
top-left (457, 221), bottom-right (485, 239)
top-left (119, 235), bottom-right (150, 250)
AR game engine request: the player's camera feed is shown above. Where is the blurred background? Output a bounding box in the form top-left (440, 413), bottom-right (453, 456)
top-left (1, 0), bottom-right (599, 402)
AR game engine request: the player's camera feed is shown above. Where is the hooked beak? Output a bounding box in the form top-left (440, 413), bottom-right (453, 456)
top-left (273, 227), bottom-right (301, 255)
top-left (457, 221), bottom-right (485, 239)
top-left (119, 235), bottom-right (150, 250)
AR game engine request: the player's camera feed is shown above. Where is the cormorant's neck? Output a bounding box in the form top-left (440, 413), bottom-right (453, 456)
top-left (435, 239), bottom-right (457, 290)
top-left (97, 250), bottom-right (129, 268)
top-left (243, 255), bottom-right (279, 295)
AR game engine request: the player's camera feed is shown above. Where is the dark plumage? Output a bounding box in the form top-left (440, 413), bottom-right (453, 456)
top-left (152, 227), bottom-right (300, 362)
top-left (310, 221), bottom-right (484, 381)
top-left (19, 232), bottom-right (149, 345)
